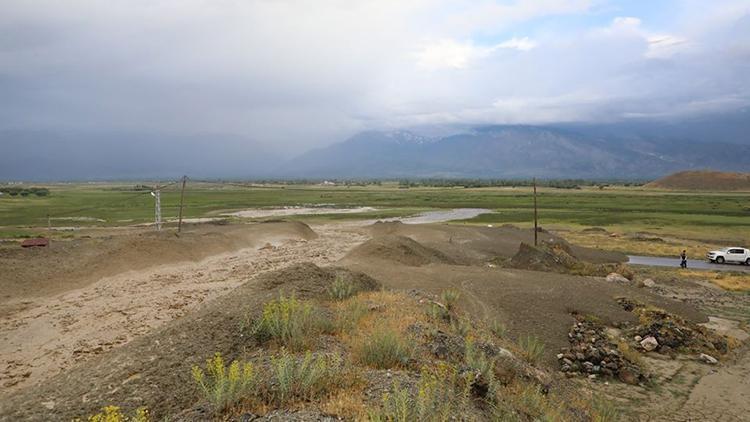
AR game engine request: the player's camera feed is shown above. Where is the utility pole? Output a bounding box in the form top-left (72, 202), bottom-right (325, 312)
top-left (533, 178), bottom-right (538, 246)
top-left (152, 188), bottom-right (162, 231)
top-left (47, 212), bottom-right (51, 232)
top-left (177, 175), bottom-right (187, 233)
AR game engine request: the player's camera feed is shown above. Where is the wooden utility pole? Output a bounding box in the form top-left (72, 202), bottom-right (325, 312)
top-left (533, 178), bottom-right (538, 246)
top-left (177, 175), bottom-right (187, 233)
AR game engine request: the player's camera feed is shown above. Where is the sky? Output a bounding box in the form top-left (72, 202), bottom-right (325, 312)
top-left (1, 0), bottom-right (749, 154)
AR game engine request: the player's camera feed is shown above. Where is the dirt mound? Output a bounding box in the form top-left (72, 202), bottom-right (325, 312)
top-left (510, 241), bottom-right (580, 272)
top-left (365, 222), bottom-right (626, 265)
top-left (0, 221), bottom-right (318, 304)
top-left (646, 170), bottom-right (750, 191)
top-left (344, 235), bottom-right (464, 267)
top-left (0, 262), bottom-right (379, 421)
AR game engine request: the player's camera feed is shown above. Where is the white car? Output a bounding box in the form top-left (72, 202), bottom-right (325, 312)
top-left (706, 247), bottom-right (750, 265)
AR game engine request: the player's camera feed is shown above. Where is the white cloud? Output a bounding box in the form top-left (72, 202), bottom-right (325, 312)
top-left (416, 36), bottom-right (536, 70)
top-left (0, 0), bottom-right (748, 151)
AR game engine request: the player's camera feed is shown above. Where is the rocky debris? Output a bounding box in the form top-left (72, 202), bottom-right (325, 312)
top-left (640, 336), bottom-right (659, 351)
top-left (606, 273), bottom-right (630, 284)
top-left (642, 278), bottom-right (656, 288)
top-left (427, 329), bottom-right (465, 360)
top-left (616, 298), bottom-right (729, 355)
top-left (699, 353), bottom-right (718, 365)
top-left (559, 318), bottom-right (648, 385)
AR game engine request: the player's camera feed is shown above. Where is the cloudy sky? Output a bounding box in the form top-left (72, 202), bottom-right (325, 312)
top-left (1, 0), bottom-right (749, 153)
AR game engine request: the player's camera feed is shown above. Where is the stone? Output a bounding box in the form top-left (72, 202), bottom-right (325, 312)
top-left (699, 353), bottom-right (718, 365)
top-left (634, 335), bottom-right (642, 341)
top-left (640, 336), bottom-right (659, 351)
top-left (606, 273), bottom-right (630, 283)
top-left (556, 353), bottom-right (564, 359)
top-left (642, 278), bottom-right (656, 288)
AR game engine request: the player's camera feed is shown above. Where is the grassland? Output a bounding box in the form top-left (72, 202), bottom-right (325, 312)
top-left (2, 182), bottom-right (750, 256)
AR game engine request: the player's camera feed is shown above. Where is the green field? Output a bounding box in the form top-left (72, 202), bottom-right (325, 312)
top-left (2, 182), bottom-right (750, 253)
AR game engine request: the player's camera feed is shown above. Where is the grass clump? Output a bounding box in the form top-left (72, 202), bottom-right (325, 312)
top-left (335, 299), bottom-right (368, 333)
top-left (490, 319), bottom-right (507, 338)
top-left (327, 276), bottom-right (357, 301)
top-left (253, 294), bottom-right (329, 351)
top-left (356, 327), bottom-right (412, 369)
top-left (518, 334), bottom-right (545, 364)
top-left (191, 353), bottom-right (256, 412)
top-left (440, 289), bottom-right (461, 311)
top-left (77, 405), bottom-right (149, 422)
top-left (368, 364), bottom-right (469, 422)
top-left (269, 349), bottom-right (346, 406)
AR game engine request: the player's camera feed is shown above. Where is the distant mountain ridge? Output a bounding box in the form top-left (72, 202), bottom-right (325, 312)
top-left (282, 125), bottom-right (750, 179)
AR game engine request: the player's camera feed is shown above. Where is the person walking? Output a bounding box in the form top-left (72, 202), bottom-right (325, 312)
top-left (680, 250), bottom-right (687, 269)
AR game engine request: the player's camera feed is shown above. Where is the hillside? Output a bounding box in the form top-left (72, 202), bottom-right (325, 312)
top-left (283, 126), bottom-right (750, 179)
top-left (646, 170), bottom-right (750, 191)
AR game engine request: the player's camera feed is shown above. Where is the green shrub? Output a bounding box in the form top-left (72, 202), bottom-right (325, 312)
top-left (253, 294), bottom-right (328, 351)
top-left (450, 317), bottom-right (471, 338)
top-left (490, 319), bottom-right (507, 338)
top-left (368, 364), bottom-right (469, 421)
top-left (426, 302), bottom-right (449, 322)
top-left (335, 300), bottom-right (368, 333)
top-left (518, 335), bottom-right (545, 364)
top-left (357, 328), bottom-right (412, 369)
top-left (327, 276), bottom-right (357, 301)
top-left (269, 349), bottom-right (345, 406)
top-left (440, 289), bottom-right (461, 311)
top-left (191, 353), bottom-right (256, 412)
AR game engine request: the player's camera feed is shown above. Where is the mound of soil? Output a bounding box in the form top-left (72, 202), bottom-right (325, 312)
top-left (646, 170), bottom-right (750, 191)
top-left (344, 235), bottom-right (464, 267)
top-left (510, 241), bottom-right (581, 272)
top-left (0, 221), bottom-right (318, 305)
top-left (0, 263), bottom-right (378, 421)
top-left (365, 222), bottom-right (626, 265)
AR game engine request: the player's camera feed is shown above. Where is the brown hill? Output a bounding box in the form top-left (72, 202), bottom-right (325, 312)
top-left (647, 170), bottom-right (750, 191)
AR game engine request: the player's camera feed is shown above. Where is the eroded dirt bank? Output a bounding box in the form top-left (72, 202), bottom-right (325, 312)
top-left (0, 221), bottom-right (367, 395)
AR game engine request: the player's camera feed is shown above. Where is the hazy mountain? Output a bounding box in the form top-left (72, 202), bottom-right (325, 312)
top-left (284, 124), bottom-right (750, 179)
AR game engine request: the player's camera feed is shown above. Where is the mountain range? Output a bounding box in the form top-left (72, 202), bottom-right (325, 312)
top-left (282, 124), bottom-right (750, 179)
top-left (3, 114), bottom-right (750, 180)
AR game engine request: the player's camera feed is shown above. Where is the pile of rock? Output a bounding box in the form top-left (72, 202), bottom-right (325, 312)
top-left (558, 319), bottom-right (647, 385)
top-left (617, 298), bottom-right (728, 356)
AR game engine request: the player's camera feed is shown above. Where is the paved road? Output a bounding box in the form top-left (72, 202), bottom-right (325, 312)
top-left (628, 255), bottom-right (750, 272)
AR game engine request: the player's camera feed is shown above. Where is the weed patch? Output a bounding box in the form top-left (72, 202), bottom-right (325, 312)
top-left (191, 353), bottom-right (257, 412)
top-left (356, 327), bottom-right (412, 369)
top-left (518, 334), bottom-right (545, 364)
top-left (253, 294), bottom-right (329, 351)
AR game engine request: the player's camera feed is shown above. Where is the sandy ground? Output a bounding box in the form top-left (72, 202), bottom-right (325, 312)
top-left (1, 218), bottom-right (749, 420)
top-left (0, 222), bottom-right (367, 395)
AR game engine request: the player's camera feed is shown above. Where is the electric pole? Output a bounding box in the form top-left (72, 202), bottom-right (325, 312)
top-left (533, 178), bottom-right (538, 246)
top-left (177, 175), bottom-right (187, 233)
top-left (152, 188), bottom-right (162, 231)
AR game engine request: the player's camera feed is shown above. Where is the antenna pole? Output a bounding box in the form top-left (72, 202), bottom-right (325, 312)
top-left (533, 178), bottom-right (538, 246)
top-left (177, 175), bottom-right (187, 233)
